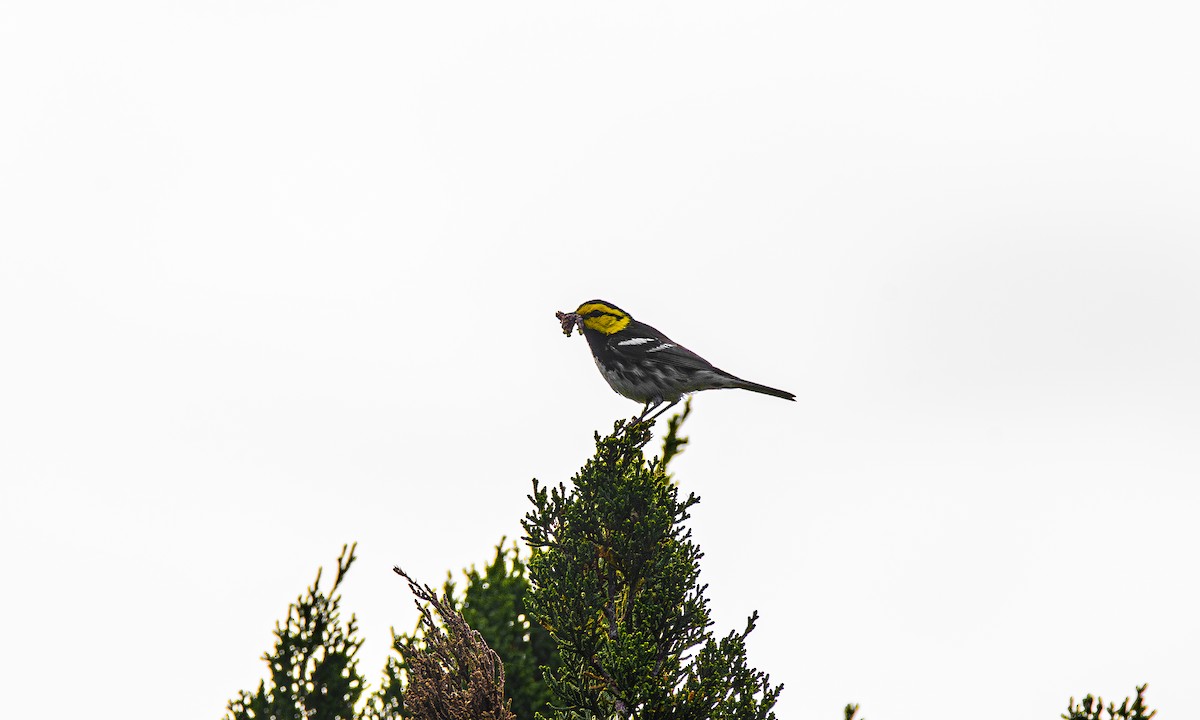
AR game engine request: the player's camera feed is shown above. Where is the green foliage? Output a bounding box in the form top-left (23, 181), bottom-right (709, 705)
top-left (226, 544), bottom-right (365, 720)
top-left (1063, 685), bottom-right (1156, 720)
top-left (522, 416), bottom-right (782, 719)
top-left (659, 398), bottom-right (692, 471)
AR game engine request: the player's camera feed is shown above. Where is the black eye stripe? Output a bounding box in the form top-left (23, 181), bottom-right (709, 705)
top-left (586, 310), bottom-right (623, 320)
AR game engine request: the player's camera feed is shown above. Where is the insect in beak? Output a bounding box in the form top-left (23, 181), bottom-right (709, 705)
top-left (555, 311), bottom-right (581, 336)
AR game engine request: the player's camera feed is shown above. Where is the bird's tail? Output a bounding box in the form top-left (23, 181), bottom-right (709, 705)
top-left (729, 376), bottom-right (796, 401)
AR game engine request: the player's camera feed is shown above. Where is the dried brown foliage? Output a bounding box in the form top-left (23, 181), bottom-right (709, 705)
top-left (393, 566), bottom-right (515, 720)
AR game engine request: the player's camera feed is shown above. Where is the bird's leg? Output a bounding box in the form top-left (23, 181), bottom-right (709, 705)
top-left (644, 399), bottom-right (680, 423)
top-left (634, 398), bottom-right (662, 423)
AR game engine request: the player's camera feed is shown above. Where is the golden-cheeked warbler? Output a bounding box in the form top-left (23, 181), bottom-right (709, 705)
top-left (556, 300), bottom-right (795, 422)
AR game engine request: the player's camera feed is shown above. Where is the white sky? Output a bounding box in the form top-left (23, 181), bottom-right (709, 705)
top-left (2, 3), bottom-right (1198, 718)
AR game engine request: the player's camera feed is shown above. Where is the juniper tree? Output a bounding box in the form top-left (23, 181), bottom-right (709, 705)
top-left (522, 407), bottom-right (783, 720)
top-left (227, 408), bottom-right (1161, 720)
top-left (1063, 685), bottom-right (1157, 720)
top-left (226, 544), bottom-right (366, 720)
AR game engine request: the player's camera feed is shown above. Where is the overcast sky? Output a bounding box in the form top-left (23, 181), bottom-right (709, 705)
top-left (2, 3), bottom-right (1198, 719)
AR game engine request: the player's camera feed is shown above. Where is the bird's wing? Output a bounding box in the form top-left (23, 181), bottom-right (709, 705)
top-left (606, 321), bottom-right (716, 372)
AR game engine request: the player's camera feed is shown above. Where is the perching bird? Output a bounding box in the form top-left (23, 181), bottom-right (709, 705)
top-left (556, 300), bottom-right (794, 422)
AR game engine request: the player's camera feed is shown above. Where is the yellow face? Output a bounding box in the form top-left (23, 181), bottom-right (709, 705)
top-left (575, 301), bottom-right (631, 335)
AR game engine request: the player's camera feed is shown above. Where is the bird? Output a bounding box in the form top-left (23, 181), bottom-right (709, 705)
top-left (555, 299), bottom-right (794, 422)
